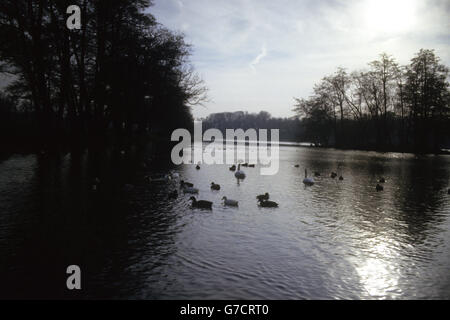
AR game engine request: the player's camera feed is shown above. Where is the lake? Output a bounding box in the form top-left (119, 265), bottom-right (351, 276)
top-left (0, 146), bottom-right (449, 299)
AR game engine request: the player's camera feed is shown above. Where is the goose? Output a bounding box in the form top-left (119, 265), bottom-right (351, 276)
top-left (183, 186), bottom-right (199, 194)
top-left (229, 165), bottom-right (236, 171)
top-left (168, 190), bottom-right (178, 199)
top-left (190, 197), bottom-right (212, 209)
top-left (376, 184), bottom-right (384, 192)
top-left (235, 164), bottom-right (246, 179)
top-left (330, 172), bottom-right (337, 179)
top-left (258, 200), bottom-right (279, 208)
top-left (211, 182), bottom-right (221, 190)
top-left (379, 177), bottom-right (386, 183)
top-left (222, 196), bottom-right (239, 207)
top-left (303, 169), bottom-right (315, 186)
top-left (180, 180), bottom-right (194, 188)
top-left (256, 193), bottom-right (269, 201)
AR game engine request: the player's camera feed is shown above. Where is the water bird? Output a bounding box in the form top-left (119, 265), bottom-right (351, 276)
top-left (256, 193), bottom-right (269, 201)
top-left (248, 164), bottom-right (255, 168)
top-left (330, 172), bottom-right (337, 179)
top-left (379, 177), bottom-right (386, 183)
top-left (294, 164), bottom-right (300, 168)
top-left (339, 176), bottom-right (344, 181)
top-left (211, 182), bottom-right (221, 190)
top-left (376, 184), bottom-right (384, 192)
top-left (229, 165), bottom-right (236, 171)
top-left (189, 197), bottom-right (213, 209)
top-left (258, 200), bottom-right (279, 208)
top-left (303, 169), bottom-right (315, 186)
top-left (235, 164), bottom-right (246, 179)
top-left (180, 180), bottom-right (194, 188)
top-left (448, 188), bottom-right (450, 195)
top-left (242, 163), bottom-right (249, 167)
top-left (196, 164), bottom-right (201, 170)
top-left (314, 172), bottom-right (321, 177)
top-left (222, 197), bottom-right (239, 207)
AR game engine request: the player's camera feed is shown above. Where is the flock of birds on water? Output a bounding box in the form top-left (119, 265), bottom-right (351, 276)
top-left (130, 161), bottom-right (398, 211)
top-left (165, 162), bottom-right (280, 210)
top-left (89, 150), bottom-right (450, 209)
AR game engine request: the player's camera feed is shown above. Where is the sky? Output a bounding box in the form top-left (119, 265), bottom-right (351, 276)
top-left (150, 0), bottom-right (450, 119)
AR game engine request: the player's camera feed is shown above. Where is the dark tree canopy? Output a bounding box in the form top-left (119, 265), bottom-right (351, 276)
top-left (293, 50), bottom-right (450, 153)
top-left (0, 0), bottom-right (207, 149)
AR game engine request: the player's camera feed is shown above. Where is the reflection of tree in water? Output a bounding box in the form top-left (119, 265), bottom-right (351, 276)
top-left (301, 151), bottom-right (450, 246)
top-left (393, 156), bottom-right (450, 244)
top-left (0, 143), bottom-right (183, 298)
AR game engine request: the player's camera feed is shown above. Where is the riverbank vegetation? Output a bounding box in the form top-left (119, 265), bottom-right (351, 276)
top-left (293, 50), bottom-right (450, 153)
top-left (0, 0), bottom-right (206, 152)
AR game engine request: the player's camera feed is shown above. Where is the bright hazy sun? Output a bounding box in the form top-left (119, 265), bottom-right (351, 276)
top-left (364, 0), bottom-right (417, 34)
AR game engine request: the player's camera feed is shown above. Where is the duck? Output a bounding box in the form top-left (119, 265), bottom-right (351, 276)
top-left (303, 169), bottom-right (315, 186)
top-left (339, 176), bottom-right (344, 181)
top-left (180, 180), bottom-right (194, 188)
top-left (229, 165), bottom-right (236, 171)
top-left (222, 196), bottom-right (239, 207)
top-left (235, 164), bottom-right (246, 179)
top-left (168, 190), bottom-right (178, 199)
top-left (248, 164), bottom-right (255, 168)
top-left (294, 164), bottom-right (300, 168)
top-left (190, 197), bottom-right (212, 209)
top-left (330, 172), bottom-right (337, 179)
top-left (314, 172), bottom-right (321, 177)
top-left (256, 193), bottom-right (269, 201)
top-left (379, 177), bottom-right (386, 183)
top-left (258, 200), bottom-right (279, 208)
top-left (242, 163), bottom-right (249, 167)
top-left (211, 182), bottom-right (221, 190)
top-left (376, 184), bottom-right (384, 192)
top-left (196, 164), bottom-right (201, 170)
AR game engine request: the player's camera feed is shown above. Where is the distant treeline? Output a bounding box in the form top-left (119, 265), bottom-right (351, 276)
top-left (202, 111), bottom-right (302, 142)
top-left (293, 50), bottom-right (450, 153)
top-left (0, 0), bottom-right (205, 150)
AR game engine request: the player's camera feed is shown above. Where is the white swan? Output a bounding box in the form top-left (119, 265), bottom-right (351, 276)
top-left (303, 169), bottom-right (315, 186)
top-left (235, 164), bottom-right (246, 179)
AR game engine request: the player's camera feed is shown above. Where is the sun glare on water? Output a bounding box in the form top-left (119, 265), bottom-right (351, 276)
top-left (364, 0), bottom-right (417, 34)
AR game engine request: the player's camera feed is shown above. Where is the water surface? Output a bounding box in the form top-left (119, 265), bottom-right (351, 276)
top-left (0, 146), bottom-right (449, 299)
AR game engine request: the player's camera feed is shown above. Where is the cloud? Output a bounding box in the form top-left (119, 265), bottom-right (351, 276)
top-left (150, 0), bottom-right (450, 118)
top-left (250, 45), bottom-right (267, 70)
